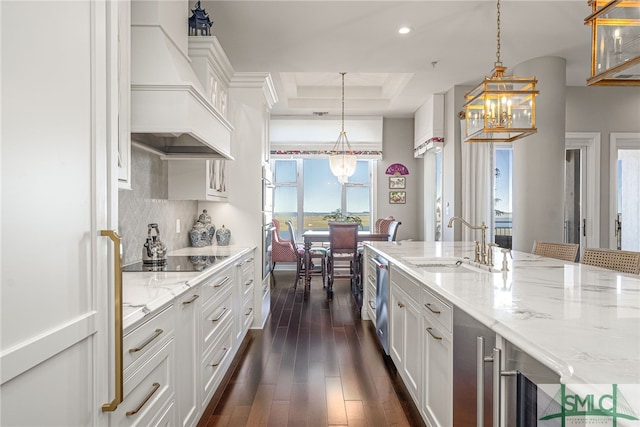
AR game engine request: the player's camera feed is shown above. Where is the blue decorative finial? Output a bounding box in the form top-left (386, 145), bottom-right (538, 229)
top-left (189, 1), bottom-right (213, 36)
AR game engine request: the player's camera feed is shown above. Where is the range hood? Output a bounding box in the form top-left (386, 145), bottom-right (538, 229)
top-left (130, 1), bottom-right (233, 159)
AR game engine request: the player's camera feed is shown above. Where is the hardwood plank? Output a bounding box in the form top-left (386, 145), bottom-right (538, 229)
top-left (325, 377), bottom-right (347, 425)
top-left (246, 385), bottom-right (275, 427)
top-left (267, 401), bottom-right (290, 427)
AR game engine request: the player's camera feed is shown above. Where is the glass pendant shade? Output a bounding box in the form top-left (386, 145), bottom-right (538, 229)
top-left (585, 0), bottom-right (640, 86)
top-left (463, 66), bottom-right (539, 143)
top-left (329, 131), bottom-right (357, 183)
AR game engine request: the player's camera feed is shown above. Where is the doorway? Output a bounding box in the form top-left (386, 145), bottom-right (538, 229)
top-left (565, 133), bottom-right (600, 253)
top-left (610, 133), bottom-right (640, 251)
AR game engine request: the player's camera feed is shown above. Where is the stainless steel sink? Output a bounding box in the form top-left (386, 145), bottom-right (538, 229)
top-left (402, 257), bottom-right (490, 273)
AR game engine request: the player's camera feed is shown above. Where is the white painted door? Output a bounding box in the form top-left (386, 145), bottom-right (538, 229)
top-left (611, 133), bottom-right (640, 251)
top-left (1, 1), bottom-right (117, 425)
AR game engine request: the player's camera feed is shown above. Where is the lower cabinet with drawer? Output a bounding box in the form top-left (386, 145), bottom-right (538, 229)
top-left (236, 252), bottom-right (255, 343)
top-left (112, 304), bottom-right (176, 427)
top-left (387, 266), bottom-right (455, 427)
top-left (201, 320), bottom-right (234, 408)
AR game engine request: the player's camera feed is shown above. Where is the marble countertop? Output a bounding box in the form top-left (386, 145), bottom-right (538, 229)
top-left (366, 241), bottom-right (640, 385)
top-left (122, 245), bottom-right (254, 330)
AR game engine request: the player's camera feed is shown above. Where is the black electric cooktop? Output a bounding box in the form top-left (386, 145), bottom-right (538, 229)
top-left (122, 255), bottom-right (230, 272)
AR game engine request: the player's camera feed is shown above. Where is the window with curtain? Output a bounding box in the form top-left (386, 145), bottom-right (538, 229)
top-left (272, 158), bottom-right (372, 236)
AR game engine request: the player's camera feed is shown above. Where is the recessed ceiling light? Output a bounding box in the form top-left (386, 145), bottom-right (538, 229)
top-left (398, 26), bottom-right (412, 35)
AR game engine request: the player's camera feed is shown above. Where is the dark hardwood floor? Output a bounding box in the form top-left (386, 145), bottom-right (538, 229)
top-left (198, 269), bottom-right (425, 427)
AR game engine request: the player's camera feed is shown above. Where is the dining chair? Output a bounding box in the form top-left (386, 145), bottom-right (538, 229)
top-left (270, 219), bottom-right (301, 286)
top-left (580, 248), bottom-right (640, 275)
top-left (326, 222), bottom-right (359, 300)
top-left (286, 220), bottom-right (327, 287)
top-left (531, 240), bottom-right (579, 262)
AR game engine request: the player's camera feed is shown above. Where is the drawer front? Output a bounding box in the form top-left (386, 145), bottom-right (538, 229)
top-left (123, 305), bottom-right (174, 370)
top-left (422, 288), bottom-right (452, 334)
top-left (242, 273), bottom-right (255, 302)
top-left (112, 339), bottom-right (175, 426)
top-left (150, 399), bottom-right (176, 427)
top-left (391, 268), bottom-right (421, 303)
top-left (202, 290), bottom-right (233, 354)
top-left (366, 281), bottom-right (376, 322)
top-left (242, 295), bottom-right (254, 333)
top-left (201, 265), bottom-right (234, 306)
top-left (201, 322), bottom-right (234, 406)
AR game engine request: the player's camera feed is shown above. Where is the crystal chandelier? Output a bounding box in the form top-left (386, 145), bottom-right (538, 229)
top-left (462, 0), bottom-right (539, 143)
top-left (329, 72), bottom-right (357, 184)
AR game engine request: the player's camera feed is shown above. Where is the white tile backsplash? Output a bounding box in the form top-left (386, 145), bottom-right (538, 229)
top-left (118, 145), bottom-right (198, 265)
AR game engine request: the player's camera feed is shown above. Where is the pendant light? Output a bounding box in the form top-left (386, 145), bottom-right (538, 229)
top-left (329, 72), bottom-right (357, 184)
top-left (584, 0), bottom-right (640, 86)
top-left (462, 0), bottom-right (539, 143)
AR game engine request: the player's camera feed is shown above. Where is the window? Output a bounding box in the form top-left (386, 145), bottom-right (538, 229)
top-left (494, 147), bottom-right (513, 249)
top-left (272, 158), bottom-right (372, 236)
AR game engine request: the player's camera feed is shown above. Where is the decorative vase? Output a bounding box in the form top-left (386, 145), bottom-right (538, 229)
top-left (189, 210), bottom-right (215, 247)
top-left (215, 225), bottom-right (231, 246)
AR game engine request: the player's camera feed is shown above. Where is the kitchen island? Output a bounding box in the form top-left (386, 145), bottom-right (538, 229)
top-left (363, 241), bottom-right (640, 425)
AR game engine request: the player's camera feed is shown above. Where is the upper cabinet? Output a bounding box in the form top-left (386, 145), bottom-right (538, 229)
top-left (117, 0), bottom-right (131, 189)
top-left (168, 159), bottom-right (228, 202)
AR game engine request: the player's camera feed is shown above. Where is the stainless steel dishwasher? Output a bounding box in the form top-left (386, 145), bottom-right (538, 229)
top-left (374, 255), bottom-right (390, 355)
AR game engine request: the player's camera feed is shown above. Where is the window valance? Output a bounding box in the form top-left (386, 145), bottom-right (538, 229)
top-left (270, 116), bottom-right (383, 159)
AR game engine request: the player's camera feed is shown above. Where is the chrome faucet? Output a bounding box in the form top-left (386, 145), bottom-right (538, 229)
top-left (447, 216), bottom-right (489, 265)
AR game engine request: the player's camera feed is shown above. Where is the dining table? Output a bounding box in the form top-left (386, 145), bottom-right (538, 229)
top-left (301, 229), bottom-right (388, 291)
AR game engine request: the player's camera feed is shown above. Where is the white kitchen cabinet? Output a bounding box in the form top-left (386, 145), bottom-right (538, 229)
top-left (362, 248), bottom-right (378, 322)
top-left (111, 304), bottom-right (176, 426)
top-left (235, 252), bottom-right (255, 344)
top-left (420, 286), bottom-right (453, 427)
top-left (389, 269), bottom-right (422, 404)
top-left (116, 0), bottom-right (132, 189)
top-left (1, 1), bottom-right (120, 425)
top-left (175, 291), bottom-right (201, 427)
top-left (168, 159), bottom-right (228, 202)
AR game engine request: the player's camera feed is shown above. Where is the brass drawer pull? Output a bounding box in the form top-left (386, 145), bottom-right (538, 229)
top-left (182, 294), bottom-right (200, 305)
top-left (424, 303), bottom-right (441, 315)
top-left (125, 382), bottom-right (160, 416)
top-left (426, 327), bottom-right (443, 341)
top-left (397, 302), bottom-right (405, 308)
top-left (129, 329), bottom-right (163, 353)
top-left (368, 301), bottom-right (376, 310)
top-left (210, 347), bottom-right (229, 367)
top-left (213, 276), bottom-right (231, 288)
top-left (247, 258), bottom-right (254, 263)
top-left (211, 307), bottom-right (228, 322)
top-left (245, 308), bottom-right (253, 316)
top-left (245, 279), bottom-right (254, 286)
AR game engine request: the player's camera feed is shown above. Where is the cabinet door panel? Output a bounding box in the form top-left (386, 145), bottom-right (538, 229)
top-left (423, 318), bottom-right (452, 427)
top-left (389, 287), bottom-right (404, 366)
top-left (403, 300), bottom-right (421, 403)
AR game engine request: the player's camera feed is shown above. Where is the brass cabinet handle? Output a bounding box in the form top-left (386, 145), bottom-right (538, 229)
top-left (397, 302), bottom-right (405, 308)
top-left (125, 382), bottom-right (160, 416)
top-left (128, 329), bottom-right (163, 353)
top-left (424, 303), bottom-right (441, 315)
top-left (426, 327), bottom-right (442, 341)
top-left (245, 308), bottom-right (253, 316)
top-left (100, 230), bottom-right (124, 412)
top-left (210, 347), bottom-right (229, 367)
top-left (213, 276), bottom-right (231, 288)
top-left (368, 301), bottom-right (376, 310)
top-left (211, 307), bottom-right (228, 322)
top-left (245, 279), bottom-right (254, 286)
top-left (182, 294), bottom-right (200, 305)
top-left (246, 258), bottom-right (254, 263)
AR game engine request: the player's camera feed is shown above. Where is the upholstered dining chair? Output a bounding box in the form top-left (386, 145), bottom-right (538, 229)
top-left (271, 219), bottom-right (301, 286)
top-left (580, 248), bottom-right (640, 275)
top-left (286, 220), bottom-right (327, 287)
top-left (532, 240), bottom-right (579, 262)
top-left (326, 222), bottom-right (359, 300)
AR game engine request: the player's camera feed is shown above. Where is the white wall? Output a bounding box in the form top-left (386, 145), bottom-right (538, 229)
top-left (566, 86), bottom-right (640, 247)
top-left (377, 118), bottom-right (418, 241)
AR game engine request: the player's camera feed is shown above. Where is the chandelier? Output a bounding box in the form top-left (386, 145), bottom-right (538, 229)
top-left (329, 72), bottom-right (357, 184)
top-left (462, 0), bottom-right (539, 143)
top-left (585, 0), bottom-right (640, 86)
